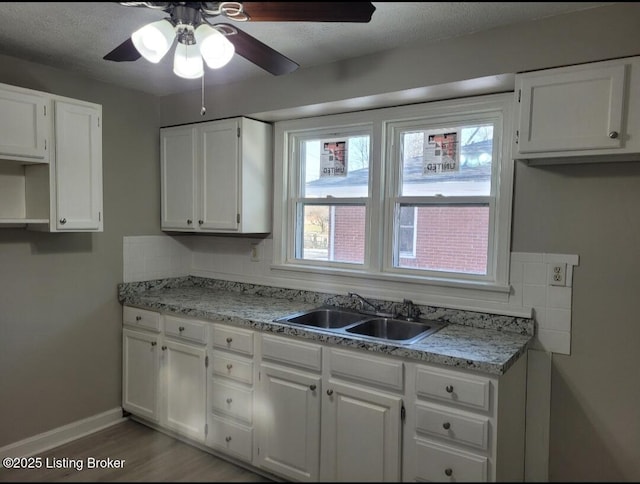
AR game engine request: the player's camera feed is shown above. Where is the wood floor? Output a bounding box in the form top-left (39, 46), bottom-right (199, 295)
top-left (0, 419), bottom-right (274, 482)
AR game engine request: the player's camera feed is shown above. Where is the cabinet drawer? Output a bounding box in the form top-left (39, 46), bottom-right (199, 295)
top-left (212, 324), bottom-right (254, 356)
top-left (328, 347), bottom-right (403, 392)
top-left (413, 438), bottom-right (488, 482)
top-left (261, 334), bottom-right (322, 371)
top-left (415, 403), bottom-right (489, 450)
top-left (123, 306), bottom-right (161, 332)
top-left (416, 366), bottom-right (491, 411)
top-left (210, 380), bottom-right (253, 424)
top-left (208, 414), bottom-right (252, 462)
top-left (164, 315), bottom-right (207, 344)
top-left (212, 352), bottom-right (253, 385)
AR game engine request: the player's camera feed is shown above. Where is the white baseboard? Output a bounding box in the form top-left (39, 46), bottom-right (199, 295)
top-left (0, 407), bottom-right (126, 460)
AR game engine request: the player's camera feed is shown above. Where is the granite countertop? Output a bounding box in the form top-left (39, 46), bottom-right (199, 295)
top-left (118, 277), bottom-right (533, 376)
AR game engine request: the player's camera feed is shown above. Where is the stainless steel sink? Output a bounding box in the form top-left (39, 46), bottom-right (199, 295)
top-left (345, 317), bottom-right (443, 343)
top-left (274, 307), bottom-right (366, 329)
top-left (274, 307), bottom-right (446, 343)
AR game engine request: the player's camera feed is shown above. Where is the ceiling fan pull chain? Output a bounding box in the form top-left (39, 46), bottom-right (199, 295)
top-left (200, 73), bottom-right (206, 116)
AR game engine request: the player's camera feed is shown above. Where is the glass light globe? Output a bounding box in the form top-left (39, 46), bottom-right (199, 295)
top-left (173, 42), bottom-right (204, 79)
top-left (195, 24), bottom-right (235, 69)
top-left (131, 20), bottom-right (176, 63)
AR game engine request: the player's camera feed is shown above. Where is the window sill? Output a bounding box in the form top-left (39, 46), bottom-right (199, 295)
top-left (270, 262), bottom-right (511, 295)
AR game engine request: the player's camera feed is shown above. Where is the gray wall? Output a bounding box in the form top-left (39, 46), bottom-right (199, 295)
top-left (159, 3), bottom-right (640, 481)
top-left (0, 55), bottom-right (161, 446)
top-left (1, 2), bottom-right (639, 481)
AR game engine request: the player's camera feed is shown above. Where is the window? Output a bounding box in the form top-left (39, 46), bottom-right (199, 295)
top-left (273, 94), bottom-right (514, 297)
top-left (292, 129), bottom-right (372, 266)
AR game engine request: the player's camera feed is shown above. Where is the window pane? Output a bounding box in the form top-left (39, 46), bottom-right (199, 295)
top-left (394, 205), bottom-right (489, 275)
top-left (298, 204), bottom-right (365, 264)
top-left (301, 136), bottom-right (370, 198)
top-left (400, 125), bottom-right (493, 197)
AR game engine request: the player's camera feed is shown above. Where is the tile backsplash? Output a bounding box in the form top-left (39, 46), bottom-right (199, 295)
top-left (123, 236), bottom-right (190, 283)
top-left (509, 252), bottom-right (579, 355)
top-left (122, 236), bottom-right (578, 355)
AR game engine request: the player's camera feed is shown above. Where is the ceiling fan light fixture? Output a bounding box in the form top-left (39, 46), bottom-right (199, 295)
top-left (131, 19), bottom-right (176, 63)
top-left (173, 41), bottom-right (204, 79)
top-left (195, 24), bottom-right (235, 69)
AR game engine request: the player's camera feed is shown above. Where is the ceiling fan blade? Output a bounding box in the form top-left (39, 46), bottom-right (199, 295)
top-left (219, 24), bottom-right (299, 76)
top-left (241, 2), bottom-right (376, 22)
top-left (103, 38), bottom-right (141, 62)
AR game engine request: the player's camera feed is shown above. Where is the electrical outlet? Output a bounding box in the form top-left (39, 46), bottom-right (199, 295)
top-left (250, 242), bottom-right (260, 262)
top-left (548, 263), bottom-right (566, 286)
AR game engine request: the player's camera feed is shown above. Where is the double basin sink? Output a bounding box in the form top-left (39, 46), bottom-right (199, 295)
top-left (273, 306), bottom-right (446, 345)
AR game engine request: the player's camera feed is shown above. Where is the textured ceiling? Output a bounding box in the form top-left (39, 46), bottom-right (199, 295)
top-left (0, 2), bottom-right (611, 97)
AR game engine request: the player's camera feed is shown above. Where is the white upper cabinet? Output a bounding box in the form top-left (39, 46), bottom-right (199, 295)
top-left (513, 55), bottom-right (640, 164)
top-left (0, 82), bottom-right (103, 231)
top-left (161, 117), bottom-right (272, 234)
top-left (0, 84), bottom-right (48, 163)
top-left (160, 125), bottom-right (197, 230)
top-left (52, 99), bottom-right (103, 231)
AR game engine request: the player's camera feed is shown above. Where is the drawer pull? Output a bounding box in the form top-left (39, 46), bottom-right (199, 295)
top-left (226, 363), bottom-right (233, 370)
top-left (327, 389), bottom-right (334, 396)
top-left (135, 316), bottom-right (142, 321)
top-left (309, 384), bottom-right (316, 391)
top-left (225, 436), bottom-right (232, 442)
top-left (178, 326), bottom-right (185, 332)
top-left (445, 468), bottom-right (453, 477)
top-left (609, 130), bottom-right (619, 139)
top-left (442, 422), bottom-right (451, 430)
top-left (445, 385), bottom-right (454, 393)
top-left (150, 341), bottom-right (157, 347)
top-left (226, 337), bottom-right (233, 344)
top-left (162, 345), bottom-right (167, 351)
top-left (226, 397), bottom-right (233, 404)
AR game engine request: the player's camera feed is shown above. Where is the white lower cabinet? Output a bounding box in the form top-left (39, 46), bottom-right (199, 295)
top-left (256, 334), bottom-right (403, 483)
top-left (122, 307), bottom-right (208, 444)
top-left (206, 323), bottom-right (256, 462)
top-left (403, 354), bottom-right (528, 482)
top-left (162, 338), bottom-right (207, 442)
top-left (122, 306), bottom-right (527, 482)
top-left (122, 328), bottom-right (161, 422)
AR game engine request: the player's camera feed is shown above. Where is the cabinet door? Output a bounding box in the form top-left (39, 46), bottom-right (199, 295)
top-left (122, 329), bottom-right (161, 422)
top-left (516, 63), bottom-right (626, 155)
top-left (161, 126), bottom-right (197, 230)
top-left (0, 86), bottom-right (48, 162)
top-left (163, 339), bottom-right (207, 442)
top-left (321, 379), bottom-right (402, 482)
top-left (199, 119), bottom-right (239, 231)
top-left (53, 100), bottom-right (102, 231)
top-left (257, 363), bottom-right (321, 482)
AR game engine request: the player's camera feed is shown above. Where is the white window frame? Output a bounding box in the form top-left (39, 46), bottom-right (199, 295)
top-left (271, 94), bottom-right (514, 305)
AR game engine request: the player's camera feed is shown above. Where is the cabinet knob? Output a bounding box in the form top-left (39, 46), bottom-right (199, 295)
top-left (444, 468), bottom-right (453, 477)
top-left (161, 345), bottom-right (167, 351)
top-left (445, 385), bottom-right (454, 393)
top-left (59, 218), bottom-right (67, 224)
top-left (327, 389), bottom-right (334, 396)
top-left (226, 337), bottom-right (233, 344)
top-left (187, 219), bottom-right (193, 225)
top-left (135, 316), bottom-right (142, 321)
top-left (309, 384), bottom-right (316, 391)
top-left (225, 436), bottom-right (232, 442)
top-left (150, 341), bottom-right (157, 347)
top-left (609, 130), bottom-right (619, 139)
top-left (226, 397), bottom-right (233, 404)
top-left (178, 326), bottom-right (185, 332)
top-left (443, 422), bottom-right (451, 430)
top-left (226, 363), bottom-right (233, 370)
top-left (198, 220), bottom-right (204, 225)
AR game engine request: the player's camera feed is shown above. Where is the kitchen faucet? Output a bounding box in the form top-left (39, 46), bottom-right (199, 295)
top-left (347, 292), bottom-right (396, 318)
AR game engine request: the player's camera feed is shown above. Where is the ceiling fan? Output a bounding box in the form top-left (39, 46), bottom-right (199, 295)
top-left (104, 2), bottom-right (377, 78)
